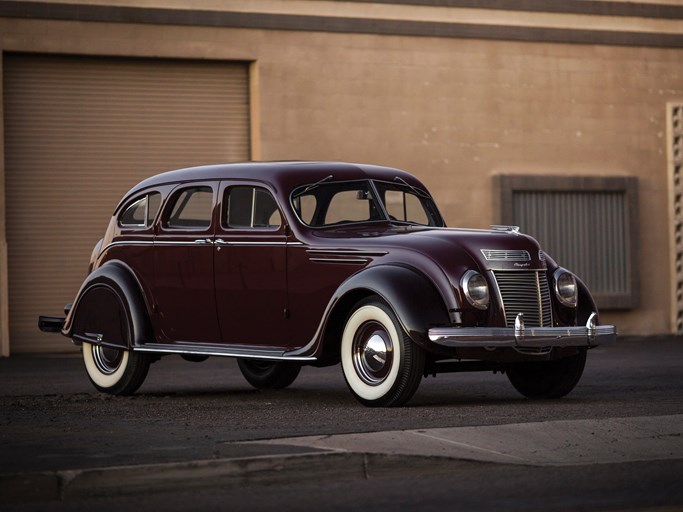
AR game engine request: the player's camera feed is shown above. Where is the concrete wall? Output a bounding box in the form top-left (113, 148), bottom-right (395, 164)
top-left (2, 1), bottom-right (683, 337)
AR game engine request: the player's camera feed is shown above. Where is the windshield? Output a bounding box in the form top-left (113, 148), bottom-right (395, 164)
top-left (291, 179), bottom-right (443, 228)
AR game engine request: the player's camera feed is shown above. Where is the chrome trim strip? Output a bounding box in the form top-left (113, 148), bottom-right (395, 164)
top-left (222, 241), bottom-right (288, 246)
top-left (306, 249), bottom-right (388, 257)
top-left (214, 238), bottom-right (288, 247)
top-left (133, 344), bottom-right (316, 361)
top-left (98, 240), bottom-right (154, 257)
top-left (101, 240), bottom-right (298, 254)
top-left (310, 258), bottom-right (369, 264)
top-left (428, 314), bottom-right (616, 348)
top-left (154, 241), bottom-right (213, 246)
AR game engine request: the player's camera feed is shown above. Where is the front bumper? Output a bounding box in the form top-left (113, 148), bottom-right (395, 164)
top-left (428, 312), bottom-right (616, 348)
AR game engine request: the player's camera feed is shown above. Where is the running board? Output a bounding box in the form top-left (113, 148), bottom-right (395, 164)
top-left (133, 342), bottom-right (316, 362)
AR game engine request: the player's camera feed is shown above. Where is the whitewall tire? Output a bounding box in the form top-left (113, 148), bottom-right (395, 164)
top-left (82, 343), bottom-right (150, 395)
top-left (341, 297), bottom-right (424, 407)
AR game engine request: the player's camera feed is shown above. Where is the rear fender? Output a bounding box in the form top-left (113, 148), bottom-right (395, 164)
top-left (62, 261), bottom-right (152, 349)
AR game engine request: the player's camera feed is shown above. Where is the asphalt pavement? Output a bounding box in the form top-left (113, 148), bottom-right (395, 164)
top-left (1, 336), bottom-right (682, 510)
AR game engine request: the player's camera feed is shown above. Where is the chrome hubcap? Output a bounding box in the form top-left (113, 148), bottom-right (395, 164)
top-left (352, 321), bottom-right (393, 386)
top-left (92, 345), bottom-right (123, 375)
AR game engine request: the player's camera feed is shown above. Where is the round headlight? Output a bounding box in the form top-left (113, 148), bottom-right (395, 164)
top-left (462, 270), bottom-right (489, 310)
top-left (554, 269), bottom-right (577, 307)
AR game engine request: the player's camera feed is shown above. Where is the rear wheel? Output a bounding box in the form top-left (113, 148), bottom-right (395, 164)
top-left (341, 297), bottom-right (424, 407)
top-left (237, 360), bottom-right (301, 389)
top-left (82, 343), bottom-right (150, 395)
top-left (506, 349), bottom-right (587, 399)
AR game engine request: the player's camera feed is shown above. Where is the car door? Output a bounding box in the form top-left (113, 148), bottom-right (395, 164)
top-left (214, 182), bottom-right (289, 347)
top-left (153, 182), bottom-right (221, 344)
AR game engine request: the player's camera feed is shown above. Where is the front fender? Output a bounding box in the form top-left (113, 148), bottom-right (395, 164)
top-left (62, 261), bottom-right (152, 348)
top-left (576, 275), bottom-right (599, 324)
top-left (321, 265), bottom-right (452, 356)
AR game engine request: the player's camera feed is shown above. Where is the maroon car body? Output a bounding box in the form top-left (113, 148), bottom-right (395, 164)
top-left (39, 162), bottom-right (616, 406)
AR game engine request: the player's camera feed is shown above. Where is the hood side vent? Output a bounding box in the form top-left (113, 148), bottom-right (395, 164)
top-left (481, 249), bottom-right (531, 262)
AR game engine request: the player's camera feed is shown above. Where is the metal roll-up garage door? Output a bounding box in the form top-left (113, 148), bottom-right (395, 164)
top-left (3, 54), bottom-right (250, 353)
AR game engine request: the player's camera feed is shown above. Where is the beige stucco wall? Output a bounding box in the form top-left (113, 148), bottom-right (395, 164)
top-left (1, 14), bottom-right (681, 336)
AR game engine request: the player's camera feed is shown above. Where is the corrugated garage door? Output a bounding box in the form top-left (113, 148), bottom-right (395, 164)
top-left (3, 54), bottom-right (250, 353)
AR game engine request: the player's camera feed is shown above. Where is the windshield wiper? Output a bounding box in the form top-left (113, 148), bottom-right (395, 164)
top-left (293, 175), bottom-right (333, 198)
top-left (393, 176), bottom-right (431, 199)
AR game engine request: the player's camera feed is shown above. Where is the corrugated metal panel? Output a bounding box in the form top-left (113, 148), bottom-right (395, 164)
top-left (4, 54), bottom-right (250, 353)
top-left (513, 190), bottom-right (630, 297)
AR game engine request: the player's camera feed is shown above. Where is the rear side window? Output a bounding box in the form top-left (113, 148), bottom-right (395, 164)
top-left (119, 192), bottom-right (161, 229)
top-left (166, 187), bottom-right (213, 229)
top-left (223, 186), bottom-right (282, 229)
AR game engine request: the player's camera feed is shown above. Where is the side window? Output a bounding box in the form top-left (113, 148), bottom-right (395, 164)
top-left (166, 186), bottom-right (213, 229)
top-left (119, 192), bottom-right (162, 229)
top-left (292, 195), bottom-right (317, 225)
top-left (325, 190), bottom-right (372, 224)
top-left (147, 192), bottom-right (161, 226)
top-left (223, 186), bottom-right (282, 229)
top-left (384, 190), bottom-right (429, 225)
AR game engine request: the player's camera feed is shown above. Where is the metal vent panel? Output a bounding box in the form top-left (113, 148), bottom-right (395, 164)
top-left (513, 190), bottom-right (629, 296)
top-left (492, 271), bottom-right (553, 328)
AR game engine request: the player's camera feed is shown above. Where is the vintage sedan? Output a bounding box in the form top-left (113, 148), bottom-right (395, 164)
top-left (39, 162), bottom-right (616, 406)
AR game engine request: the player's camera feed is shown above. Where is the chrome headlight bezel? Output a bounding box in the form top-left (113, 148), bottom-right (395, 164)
top-left (461, 270), bottom-right (490, 310)
top-left (553, 268), bottom-right (578, 308)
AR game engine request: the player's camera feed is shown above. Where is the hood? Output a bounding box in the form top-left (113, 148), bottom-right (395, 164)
top-left (309, 224), bottom-right (548, 273)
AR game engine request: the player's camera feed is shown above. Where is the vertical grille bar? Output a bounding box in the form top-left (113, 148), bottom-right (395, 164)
top-left (492, 271), bottom-right (553, 328)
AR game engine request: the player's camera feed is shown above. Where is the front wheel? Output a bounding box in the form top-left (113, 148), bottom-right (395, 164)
top-left (341, 297), bottom-right (424, 407)
top-left (237, 359), bottom-right (301, 389)
top-left (506, 349), bottom-right (587, 399)
top-left (82, 343), bottom-right (150, 395)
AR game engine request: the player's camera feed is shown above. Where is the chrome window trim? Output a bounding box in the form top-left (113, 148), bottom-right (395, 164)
top-left (223, 185), bottom-right (283, 231)
top-left (165, 185), bottom-right (214, 230)
top-left (118, 196), bottom-right (148, 229)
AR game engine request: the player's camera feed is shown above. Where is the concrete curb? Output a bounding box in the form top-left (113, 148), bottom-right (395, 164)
top-left (0, 451), bottom-right (464, 505)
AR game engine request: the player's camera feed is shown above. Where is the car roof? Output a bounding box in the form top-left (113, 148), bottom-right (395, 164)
top-left (119, 161), bottom-right (429, 209)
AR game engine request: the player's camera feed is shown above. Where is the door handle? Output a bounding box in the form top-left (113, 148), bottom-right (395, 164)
top-left (215, 239), bottom-right (229, 245)
top-left (194, 238), bottom-right (213, 244)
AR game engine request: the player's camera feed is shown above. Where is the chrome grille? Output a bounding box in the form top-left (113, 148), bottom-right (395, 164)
top-left (480, 249), bottom-right (531, 262)
top-left (492, 271), bottom-right (553, 328)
